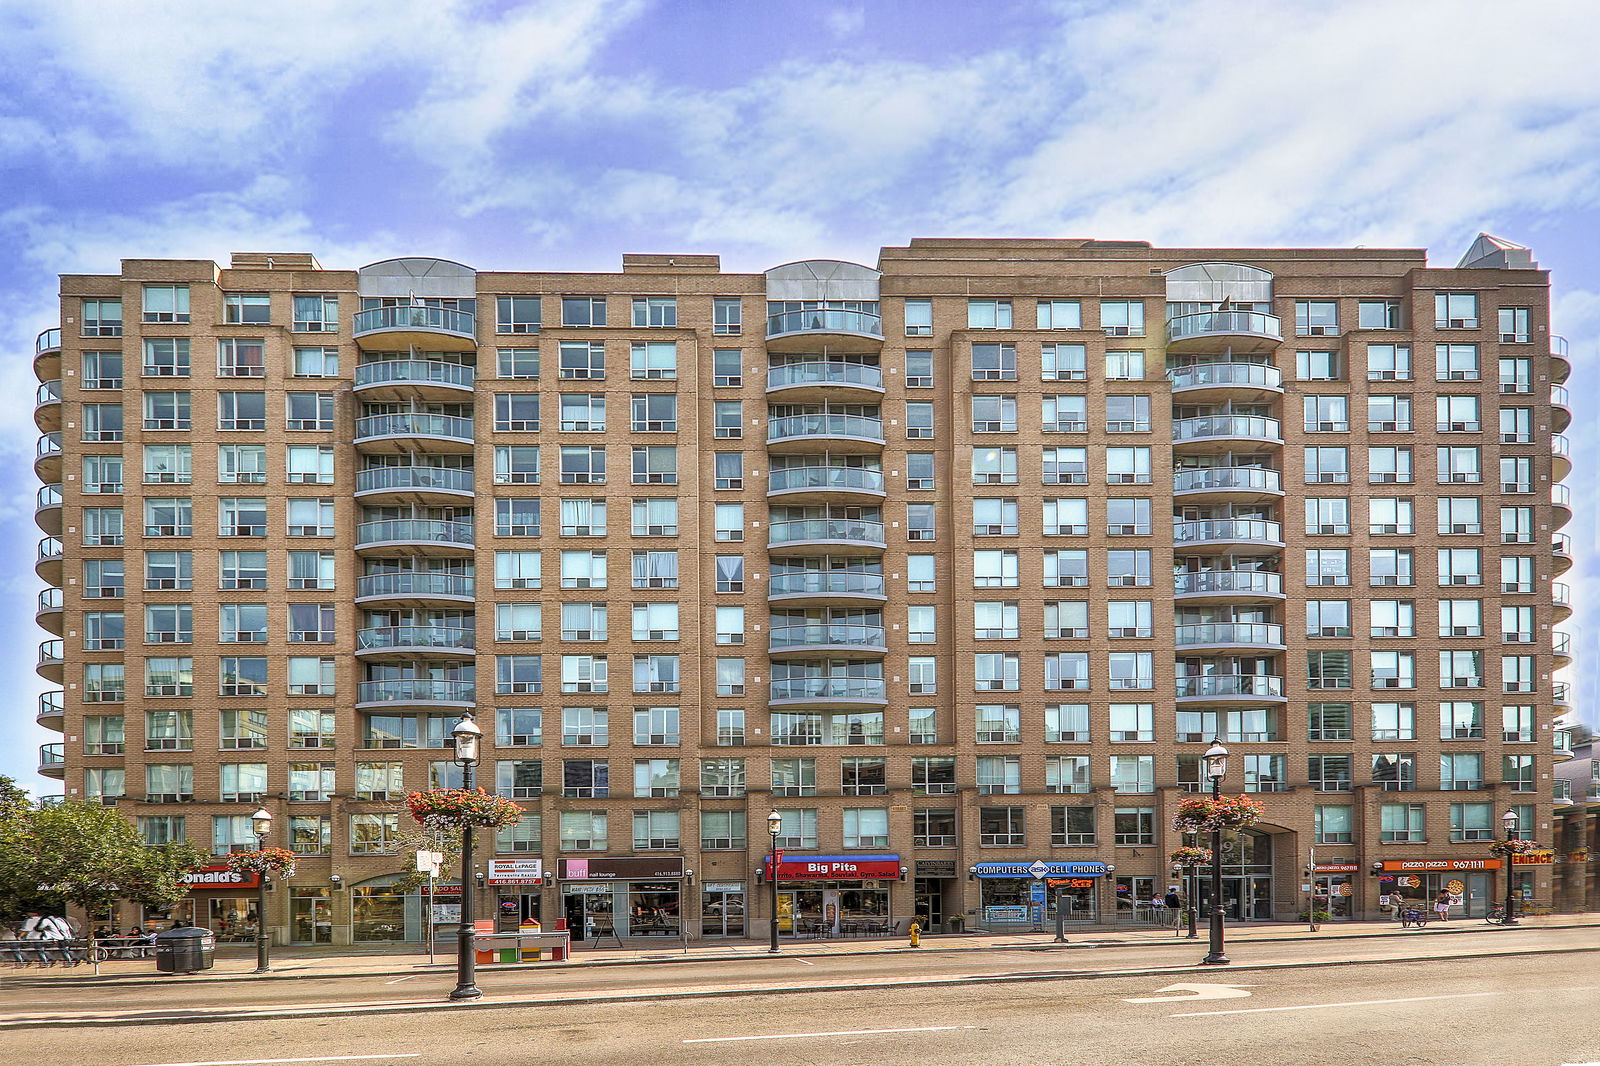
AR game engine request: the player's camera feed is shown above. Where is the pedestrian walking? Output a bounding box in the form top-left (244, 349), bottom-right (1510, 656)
top-left (1163, 886), bottom-right (1183, 933)
top-left (1433, 889), bottom-right (1451, 922)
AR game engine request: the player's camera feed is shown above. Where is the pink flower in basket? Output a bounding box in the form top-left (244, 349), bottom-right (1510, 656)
top-left (405, 787), bottom-right (525, 830)
top-left (225, 846), bottom-right (297, 878)
top-left (1169, 845), bottom-right (1213, 866)
top-left (1171, 794), bottom-right (1265, 834)
top-left (1488, 838), bottom-right (1539, 858)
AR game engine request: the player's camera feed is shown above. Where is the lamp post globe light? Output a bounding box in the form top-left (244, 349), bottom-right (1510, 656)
top-left (249, 806), bottom-right (273, 974)
top-left (450, 714), bottom-right (483, 1001)
top-left (767, 810), bottom-right (782, 954)
top-left (1501, 808), bottom-right (1520, 926)
top-left (1200, 740), bottom-right (1229, 966)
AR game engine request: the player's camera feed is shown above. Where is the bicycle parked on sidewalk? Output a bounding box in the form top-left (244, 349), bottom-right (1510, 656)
top-left (1485, 904), bottom-right (1510, 925)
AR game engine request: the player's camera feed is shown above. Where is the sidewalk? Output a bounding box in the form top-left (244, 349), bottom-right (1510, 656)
top-left (12, 911), bottom-right (1598, 984)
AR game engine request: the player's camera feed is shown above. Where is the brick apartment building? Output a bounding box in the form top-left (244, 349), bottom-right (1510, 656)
top-left (29, 234), bottom-right (1575, 945)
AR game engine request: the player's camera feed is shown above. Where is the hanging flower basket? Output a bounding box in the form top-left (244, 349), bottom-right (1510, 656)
top-left (1489, 838), bottom-right (1539, 858)
top-left (1172, 794), bottom-right (1265, 834)
top-left (226, 846), bottom-right (297, 878)
top-left (1169, 845), bottom-right (1213, 866)
top-left (405, 787), bottom-right (524, 830)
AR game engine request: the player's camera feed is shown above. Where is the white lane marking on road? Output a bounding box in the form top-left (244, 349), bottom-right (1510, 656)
top-left (1171, 991), bottom-right (1498, 1018)
top-left (1124, 982), bottom-right (1257, 1003)
top-left (685, 1025), bottom-right (977, 1044)
top-left (793, 958), bottom-right (815, 965)
top-left (383, 976), bottom-right (415, 984)
top-left (120, 1049), bottom-right (422, 1056)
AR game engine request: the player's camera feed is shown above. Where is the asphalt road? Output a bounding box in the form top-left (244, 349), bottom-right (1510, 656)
top-left (10, 947), bottom-right (1600, 1066)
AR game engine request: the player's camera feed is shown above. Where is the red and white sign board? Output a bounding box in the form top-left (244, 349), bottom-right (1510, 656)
top-left (488, 858), bottom-right (544, 885)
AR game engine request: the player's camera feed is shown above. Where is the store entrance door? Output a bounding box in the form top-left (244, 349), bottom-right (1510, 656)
top-left (1313, 875), bottom-right (1354, 919)
top-left (913, 879), bottom-right (943, 929)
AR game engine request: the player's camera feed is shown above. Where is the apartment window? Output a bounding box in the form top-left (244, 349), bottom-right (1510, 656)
top-left (218, 551), bottom-right (267, 591)
top-left (1440, 699), bottom-right (1485, 739)
top-left (912, 756), bottom-right (956, 796)
top-left (1308, 651), bottom-right (1352, 690)
top-left (82, 507), bottom-right (124, 547)
top-left (1435, 343), bottom-right (1480, 383)
top-left (971, 343), bottom-right (1017, 381)
top-left (977, 756), bottom-right (1021, 795)
top-left (144, 391), bottom-right (192, 430)
top-left (1434, 496), bottom-right (1481, 536)
top-left (287, 603), bottom-right (336, 643)
top-left (773, 809), bottom-right (818, 849)
top-left (1369, 548), bottom-right (1414, 587)
top-left (1303, 498), bottom-right (1347, 536)
top-left (714, 452), bottom-right (743, 490)
top-left (631, 603), bottom-right (680, 641)
top-left (976, 704), bottom-right (1020, 744)
top-left (287, 708), bottom-right (335, 749)
top-left (1436, 446), bottom-right (1482, 484)
top-left (1044, 601), bottom-right (1089, 639)
top-left (218, 444), bottom-right (267, 484)
top-left (1366, 446), bottom-right (1412, 484)
top-left (282, 498), bottom-right (332, 538)
top-left (1294, 300), bottom-right (1338, 336)
top-left (974, 550), bottom-right (1021, 588)
top-left (976, 652), bottom-right (1020, 691)
top-left (630, 296), bottom-right (676, 329)
top-left (145, 763), bottom-right (195, 803)
top-left (286, 762), bottom-right (334, 802)
top-left (1370, 600), bottom-right (1415, 639)
top-left (1106, 549), bottom-right (1151, 587)
top-left (1103, 351), bottom-right (1145, 382)
top-left (1367, 395), bottom-right (1412, 433)
top-left (219, 337), bottom-right (269, 377)
top-left (85, 612), bottom-right (127, 652)
top-left (710, 297), bottom-right (742, 336)
top-left (1046, 753), bottom-right (1092, 795)
top-left (1106, 447), bottom-right (1151, 485)
top-left (83, 558), bottom-right (126, 599)
top-left (1371, 702), bottom-right (1416, 742)
top-left (908, 604), bottom-right (937, 643)
top-left (1036, 299), bottom-right (1081, 329)
top-left (495, 603), bottom-right (543, 643)
top-left (1100, 300), bottom-right (1144, 336)
top-left (1044, 652), bottom-right (1088, 691)
top-left (1434, 292), bottom-right (1479, 329)
top-left (1308, 702), bottom-right (1352, 741)
top-left (1307, 600), bottom-right (1351, 638)
top-left (630, 341), bottom-right (677, 379)
top-left (1371, 651), bottom-right (1415, 689)
top-left (561, 758), bottom-right (610, 799)
top-left (145, 550), bottom-right (193, 591)
top-left (1500, 456), bottom-right (1533, 494)
top-left (1359, 299), bottom-right (1402, 330)
top-left (1501, 605), bottom-right (1534, 644)
top-left (1498, 356), bottom-right (1533, 394)
top-left (903, 299), bottom-right (933, 336)
top-left (490, 497), bottom-right (539, 537)
top-left (221, 292), bottom-right (270, 325)
top-left (83, 662), bottom-right (126, 704)
top-left (145, 706), bottom-right (193, 747)
top-left (85, 766), bottom-right (126, 802)
top-left (218, 762), bottom-right (266, 803)
top-left (715, 657), bottom-right (745, 697)
top-left (1303, 395), bottom-right (1349, 433)
top-left (631, 550), bottom-right (677, 589)
top-left (972, 448), bottom-right (1019, 486)
top-left (494, 550), bottom-right (542, 590)
top-left (556, 343), bottom-right (606, 384)
top-left (142, 284), bottom-right (190, 323)
top-left (286, 654), bottom-right (334, 697)
top-left (633, 757), bottom-right (681, 799)
top-left (1501, 655), bottom-right (1535, 694)
top-left (700, 756), bottom-right (746, 799)
top-left (1449, 803), bottom-right (1493, 842)
top-left (712, 349), bottom-right (742, 387)
top-left (1043, 549), bottom-right (1089, 588)
top-left (1380, 803), bottom-right (1425, 843)
top-left (1501, 556), bottom-right (1534, 594)
top-left (1042, 343), bottom-right (1087, 381)
top-left (82, 298), bottom-right (123, 336)
top-left (558, 446), bottom-right (605, 485)
top-left (771, 757), bottom-right (817, 797)
top-left (1499, 406), bottom-right (1533, 444)
top-left (971, 394), bottom-right (1017, 432)
top-left (488, 295), bottom-right (541, 334)
top-left (1309, 755), bottom-right (1353, 792)
top-left (1439, 600), bottom-right (1484, 639)
top-left (974, 600), bottom-right (1019, 640)
top-left (143, 497), bottom-right (193, 538)
top-left (632, 446), bottom-right (677, 484)
top-left (1043, 497), bottom-right (1088, 536)
top-left (1503, 754), bottom-right (1536, 793)
top-left (630, 497), bottom-right (678, 537)
top-left (1303, 446), bottom-right (1349, 484)
top-left (906, 502), bottom-right (936, 541)
top-left (143, 337), bottom-right (191, 376)
top-left (286, 446), bottom-right (335, 485)
top-left (1297, 350), bottom-right (1340, 380)
top-left (1437, 548), bottom-right (1482, 587)
top-left (905, 349), bottom-right (933, 387)
top-left (1436, 395), bottom-right (1481, 433)
top-left (292, 346), bottom-right (339, 377)
top-left (1365, 344), bottom-right (1412, 381)
top-left (906, 452), bottom-right (935, 490)
top-left (1042, 395), bottom-right (1087, 434)
top-left (217, 392), bottom-right (265, 431)
top-left (713, 400), bottom-right (743, 439)
top-left (81, 403), bottom-right (125, 444)
top-left (967, 299), bottom-right (1012, 329)
top-left (218, 657), bottom-right (267, 697)
top-left (1043, 447), bottom-right (1089, 485)
top-left (906, 402), bottom-right (934, 439)
top-left (979, 807), bottom-right (1026, 847)
top-left (1106, 394), bottom-right (1151, 432)
top-left (715, 606), bottom-right (745, 645)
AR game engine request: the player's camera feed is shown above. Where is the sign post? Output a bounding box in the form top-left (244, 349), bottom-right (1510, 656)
top-left (416, 849), bottom-right (443, 965)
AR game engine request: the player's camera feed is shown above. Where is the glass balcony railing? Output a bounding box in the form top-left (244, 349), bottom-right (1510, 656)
top-left (1175, 623), bottom-right (1285, 647)
top-left (37, 537), bottom-right (63, 564)
top-left (356, 519), bottom-right (474, 547)
top-left (767, 519), bottom-right (887, 549)
top-left (1167, 361), bottom-right (1282, 390)
top-left (1175, 674), bottom-right (1284, 699)
top-left (38, 639), bottom-right (63, 666)
top-left (769, 677), bottom-right (887, 703)
top-left (38, 691), bottom-right (64, 723)
top-left (356, 625), bottom-right (476, 653)
top-left (355, 413), bottom-right (474, 443)
top-left (768, 572), bottom-right (887, 599)
top-left (1554, 582), bottom-right (1572, 607)
top-left (766, 309), bottom-right (883, 340)
top-left (1554, 631), bottom-right (1572, 656)
top-left (1553, 484), bottom-right (1572, 509)
top-left (1553, 433), bottom-right (1570, 458)
top-left (1554, 681), bottom-right (1571, 704)
top-left (38, 742), bottom-right (64, 770)
top-left (37, 484), bottom-right (62, 509)
top-left (1172, 519), bottom-right (1283, 545)
top-left (1172, 468), bottom-right (1281, 494)
top-left (357, 679), bottom-right (475, 704)
top-left (1553, 779), bottom-right (1573, 804)
top-left (1553, 532), bottom-right (1573, 560)
top-left (767, 466), bottom-right (886, 495)
top-left (357, 572), bottom-right (475, 600)
top-left (1555, 730), bottom-right (1574, 756)
top-left (36, 380), bottom-right (62, 407)
top-left (37, 588), bottom-right (64, 613)
top-left (767, 413), bottom-right (885, 445)
top-left (1552, 336), bottom-right (1571, 381)
top-left (1175, 571), bottom-right (1283, 597)
top-left (36, 432), bottom-right (62, 461)
top-left (353, 305), bottom-right (475, 342)
top-left (769, 624), bottom-right (888, 652)
top-left (356, 466), bottom-right (475, 495)
top-left (766, 362), bottom-right (884, 391)
top-left (1172, 415), bottom-right (1282, 444)
top-left (355, 360), bottom-right (475, 390)
top-left (36, 328), bottom-right (62, 355)
top-left (1166, 311), bottom-right (1283, 347)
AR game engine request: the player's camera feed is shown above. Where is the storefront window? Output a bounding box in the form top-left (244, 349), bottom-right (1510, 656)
top-left (352, 885), bottom-right (410, 942)
top-left (291, 888), bottom-right (333, 944)
top-left (209, 897), bottom-right (258, 942)
top-left (626, 884), bottom-right (681, 936)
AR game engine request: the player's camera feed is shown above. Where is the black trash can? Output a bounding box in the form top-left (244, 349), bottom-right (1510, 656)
top-left (154, 926), bottom-right (216, 973)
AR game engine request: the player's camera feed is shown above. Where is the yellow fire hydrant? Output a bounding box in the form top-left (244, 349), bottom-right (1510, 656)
top-left (909, 920), bottom-right (921, 948)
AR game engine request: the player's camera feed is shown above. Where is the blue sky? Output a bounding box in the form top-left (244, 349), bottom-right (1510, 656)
top-left (2, 0), bottom-right (1598, 791)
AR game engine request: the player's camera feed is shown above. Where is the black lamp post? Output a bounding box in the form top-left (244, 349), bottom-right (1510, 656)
top-left (767, 810), bottom-right (782, 953)
top-left (1200, 739), bottom-right (1230, 966)
top-left (1501, 808), bottom-right (1520, 926)
top-left (249, 806), bottom-right (273, 974)
top-left (449, 714), bottom-right (483, 1001)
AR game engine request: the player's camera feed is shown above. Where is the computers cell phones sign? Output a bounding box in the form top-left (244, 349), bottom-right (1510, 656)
top-left (487, 859), bottom-right (544, 886)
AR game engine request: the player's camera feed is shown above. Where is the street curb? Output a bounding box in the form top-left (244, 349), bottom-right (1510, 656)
top-left (5, 942), bottom-right (1597, 1030)
top-left (9, 920), bottom-right (1596, 988)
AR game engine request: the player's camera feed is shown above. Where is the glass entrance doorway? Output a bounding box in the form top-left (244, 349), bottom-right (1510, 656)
top-left (291, 889), bottom-right (333, 944)
top-left (1313, 875), bottom-right (1354, 919)
top-left (913, 878), bottom-right (943, 929)
top-left (701, 885), bottom-right (745, 938)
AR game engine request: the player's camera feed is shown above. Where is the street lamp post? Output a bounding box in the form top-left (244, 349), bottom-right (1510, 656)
top-left (1501, 808), bottom-right (1520, 926)
top-left (1201, 740), bottom-right (1230, 966)
top-left (767, 810), bottom-right (782, 954)
top-left (249, 806), bottom-right (273, 974)
top-left (449, 715), bottom-right (483, 1001)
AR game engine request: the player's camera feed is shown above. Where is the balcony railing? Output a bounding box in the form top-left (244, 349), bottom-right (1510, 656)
top-left (356, 466), bottom-right (475, 495)
top-left (1175, 622), bottom-right (1285, 647)
top-left (357, 625), bottom-right (476, 653)
top-left (1174, 571), bottom-right (1283, 597)
top-left (37, 536), bottom-right (63, 564)
top-left (766, 361), bottom-right (884, 392)
top-left (1172, 519), bottom-right (1283, 545)
top-left (353, 305), bottom-right (475, 343)
top-left (355, 413), bottom-right (474, 443)
top-left (768, 572), bottom-right (887, 599)
top-left (355, 359), bottom-right (475, 390)
top-left (38, 588), bottom-right (63, 612)
top-left (357, 679), bottom-right (475, 704)
top-left (1553, 484), bottom-right (1572, 509)
top-left (767, 413), bottom-right (885, 445)
top-left (39, 742), bottom-right (64, 768)
top-left (38, 639), bottom-right (63, 665)
top-left (1554, 631), bottom-right (1572, 656)
top-left (1172, 415), bottom-right (1282, 444)
top-left (1553, 780), bottom-right (1573, 804)
top-left (1173, 468), bottom-right (1281, 495)
top-left (769, 624), bottom-right (888, 652)
top-left (767, 466), bottom-right (886, 495)
top-left (1175, 674), bottom-right (1284, 699)
top-left (36, 380), bottom-right (62, 407)
top-left (356, 572), bottom-right (475, 600)
top-left (36, 328), bottom-right (62, 355)
top-left (37, 483), bottom-right (62, 509)
top-left (356, 519), bottom-right (474, 548)
top-left (36, 432), bottom-right (61, 461)
top-left (769, 677), bottom-right (887, 703)
top-left (1553, 582), bottom-right (1572, 608)
top-left (1554, 681), bottom-right (1571, 704)
top-left (766, 309), bottom-right (883, 340)
top-left (37, 690), bottom-right (63, 722)
top-left (1555, 730), bottom-right (1574, 756)
top-left (767, 519), bottom-right (887, 549)
top-left (1167, 361), bottom-right (1283, 390)
top-left (1166, 312), bottom-right (1283, 347)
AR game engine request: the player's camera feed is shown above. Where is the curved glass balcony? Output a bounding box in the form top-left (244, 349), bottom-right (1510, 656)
top-left (35, 483), bottom-right (62, 535)
top-left (767, 519), bottom-right (887, 553)
top-left (34, 379), bottom-right (62, 431)
top-left (356, 679), bottom-right (475, 707)
top-left (37, 690), bottom-right (64, 728)
top-left (1168, 361), bottom-right (1283, 395)
top-left (768, 677), bottom-right (888, 707)
top-left (1172, 519), bottom-right (1283, 551)
top-left (354, 359), bottom-right (475, 399)
top-left (767, 413), bottom-right (885, 451)
top-left (769, 624), bottom-right (888, 656)
top-left (1166, 311), bottom-right (1283, 355)
top-left (35, 432), bottom-right (62, 481)
top-left (1553, 581), bottom-right (1572, 619)
top-left (1175, 674), bottom-right (1285, 701)
top-left (1554, 630), bottom-right (1573, 661)
top-left (356, 466), bottom-right (475, 501)
top-left (1555, 729), bottom-right (1574, 760)
top-left (766, 361), bottom-right (885, 398)
top-left (353, 305), bottom-right (476, 351)
top-left (1554, 779), bottom-right (1574, 806)
top-left (1172, 415), bottom-right (1282, 447)
top-left (36, 536), bottom-right (63, 583)
top-left (356, 625), bottom-right (477, 655)
top-left (1550, 385), bottom-right (1571, 433)
top-left (1554, 681), bottom-right (1571, 707)
top-left (1552, 434), bottom-right (1571, 480)
top-left (766, 309), bottom-right (884, 352)
top-left (34, 328), bottom-right (61, 379)
top-left (36, 639), bottom-right (63, 682)
top-left (767, 466), bottom-right (886, 500)
top-left (768, 571), bottom-right (887, 604)
top-left (355, 519), bottom-right (474, 554)
top-left (1553, 533), bottom-right (1573, 573)
top-left (1552, 336), bottom-right (1571, 383)
top-left (1172, 467), bottom-right (1282, 499)
top-left (1174, 622), bottom-right (1286, 650)
top-left (35, 328), bottom-right (61, 355)
top-left (38, 742), bottom-right (65, 778)
top-left (355, 413), bottom-right (474, 452)
top-left (356, 572), bottom-right (476, 603)
top-left (1174, 571), bottom-right (1284, 600)
top-left (1552, 484), bottom-right (1572, 525)
top-left (36, 588), bottom-right (64, 633)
